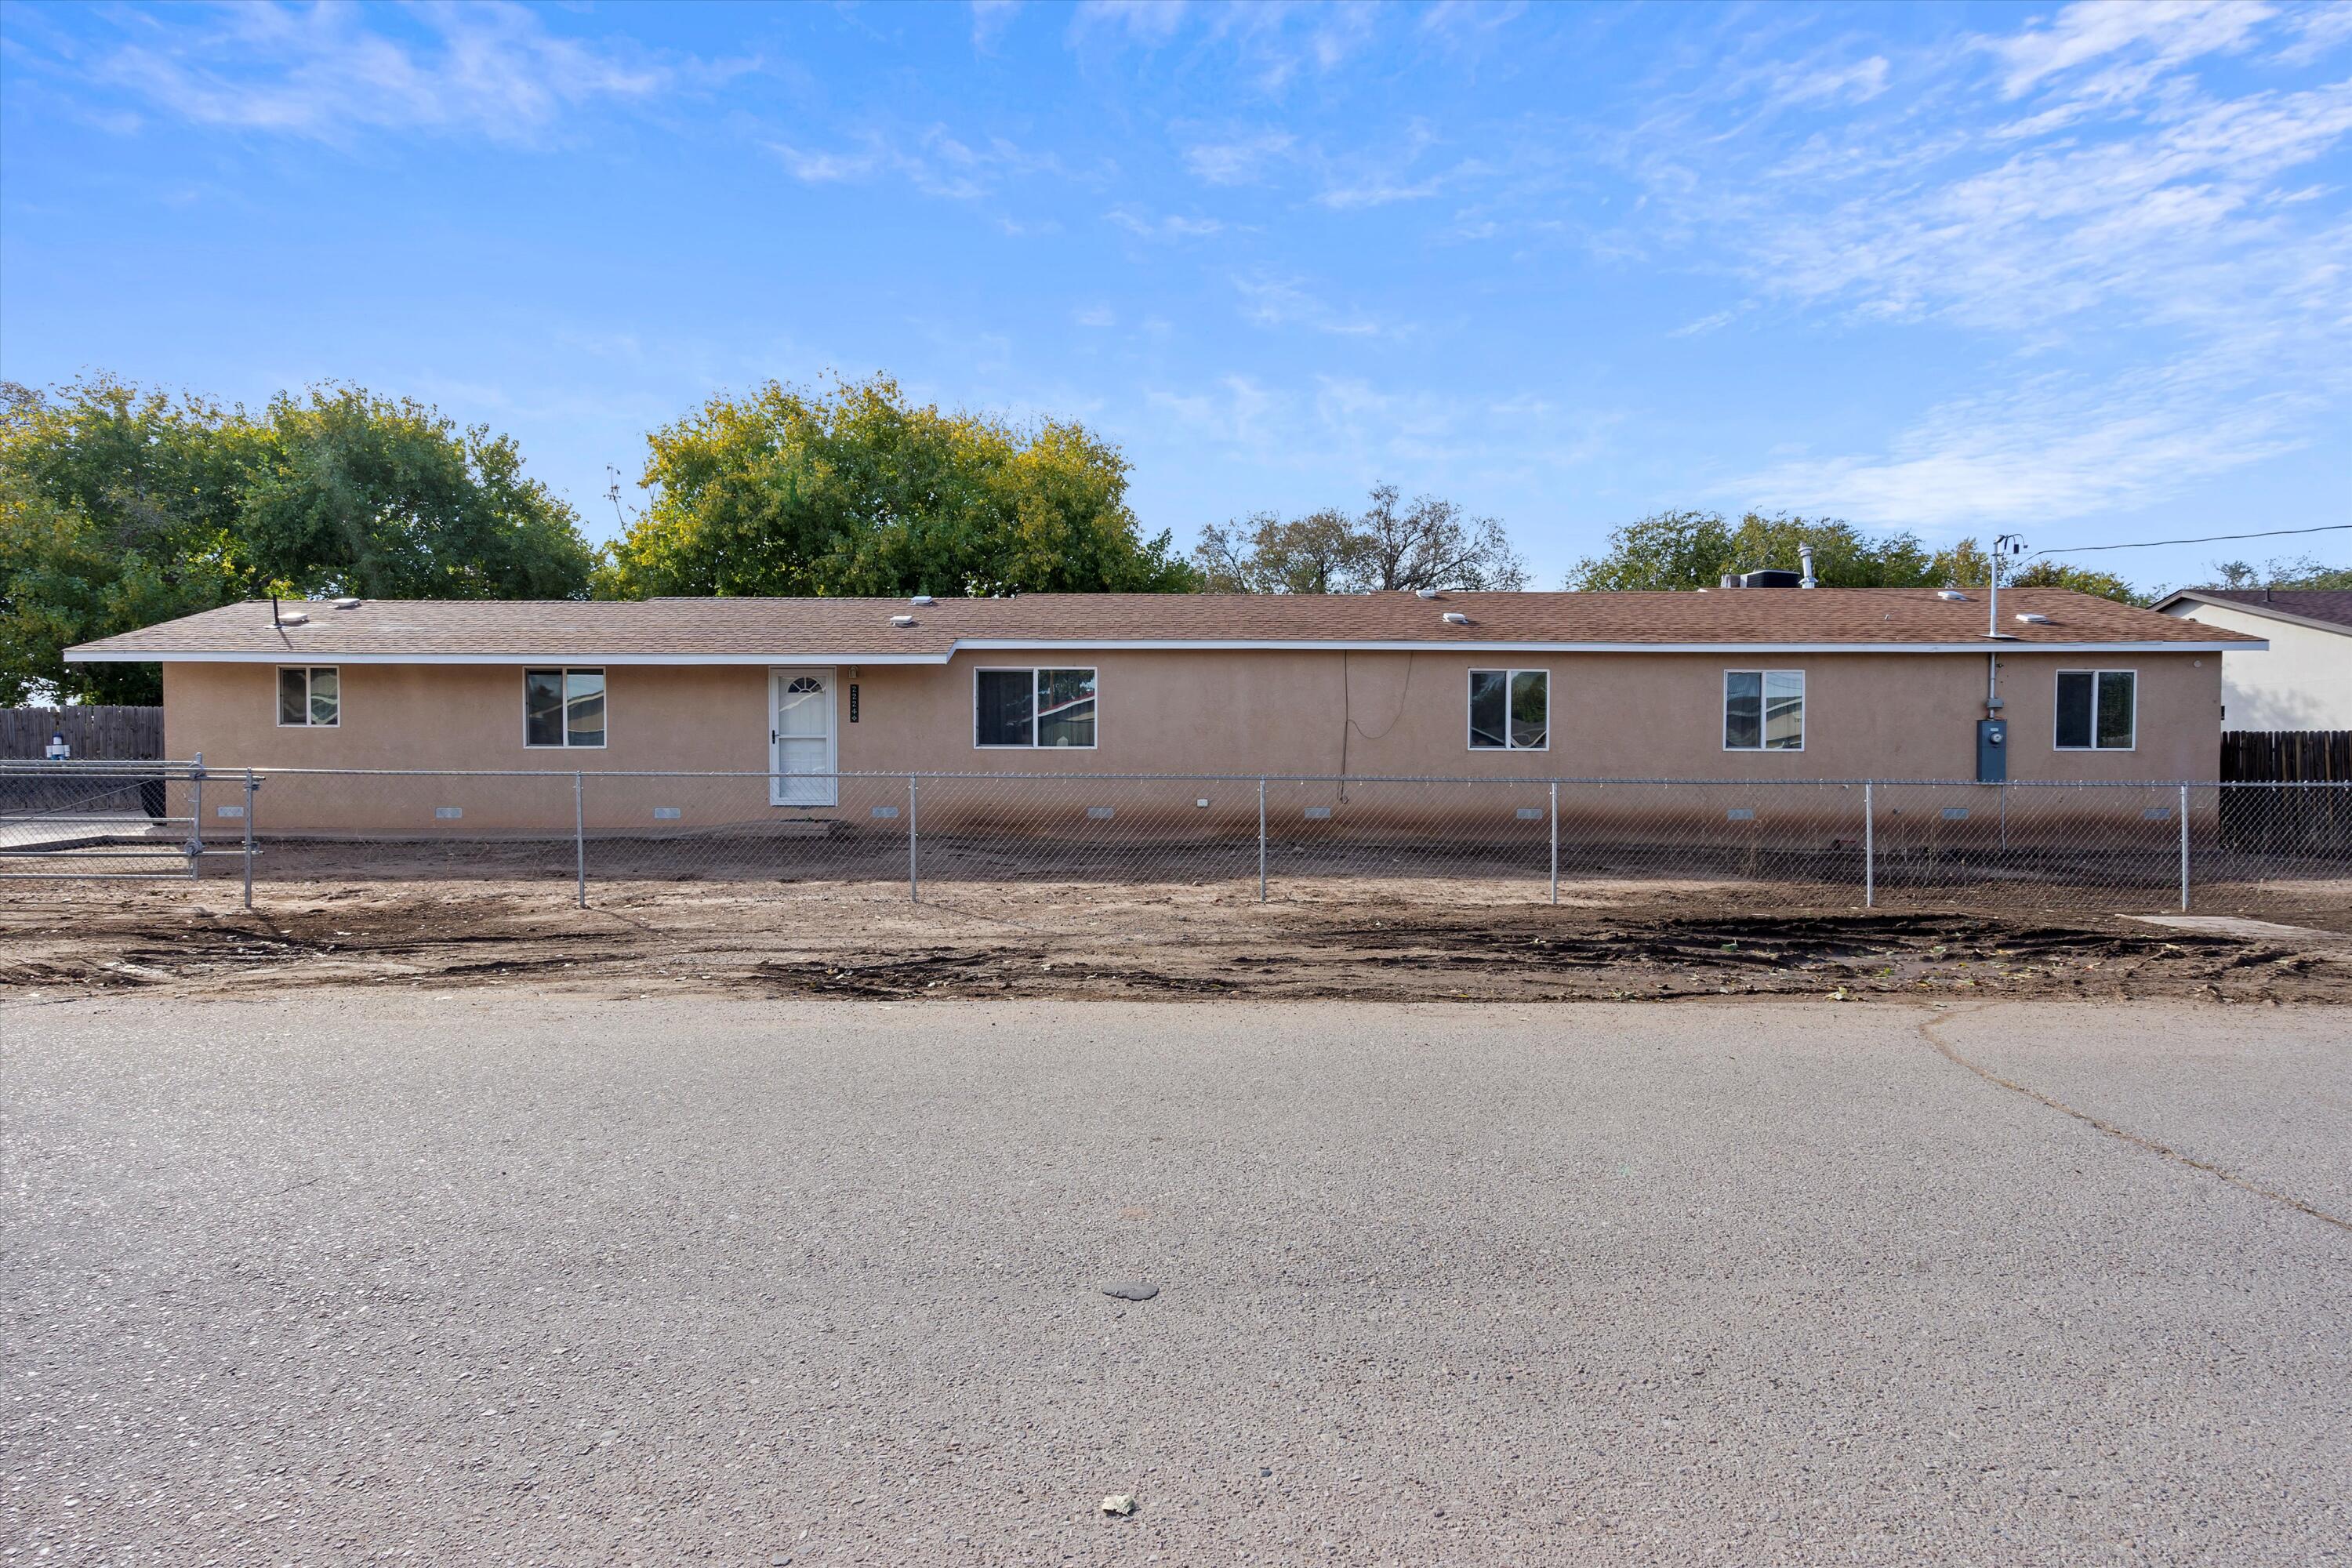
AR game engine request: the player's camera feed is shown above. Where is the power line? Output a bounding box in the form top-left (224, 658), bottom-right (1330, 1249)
top-left (2031, 523), bottom-right (2351, 557)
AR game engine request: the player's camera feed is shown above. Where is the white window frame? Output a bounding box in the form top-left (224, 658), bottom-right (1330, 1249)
top-left (2053, 668), bottom-right (2137, 752)
top-left (522, 666), bottom-right (608, 750)
top-left (1723, 669), bottom-right (1806, 753)
top-left (972, 666), bottom-right (1098, 750)
top-left (275, 666), bottom-right (340, 728)
top-left (1466, 668), bottom-right (1550, 752)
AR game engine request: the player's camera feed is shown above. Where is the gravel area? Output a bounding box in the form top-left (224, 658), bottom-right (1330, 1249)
top-left (5, 996), bottom-right (2349, 1565)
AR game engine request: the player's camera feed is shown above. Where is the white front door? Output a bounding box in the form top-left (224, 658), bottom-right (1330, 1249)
top-left (769, 667), bottom-right (837, 807)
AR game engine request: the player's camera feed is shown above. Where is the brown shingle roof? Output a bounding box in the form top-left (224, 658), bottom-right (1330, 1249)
top-left (67, 588), bottom-right (2260, 662)
top-left (2158, 588), bottom-right (2352, 633)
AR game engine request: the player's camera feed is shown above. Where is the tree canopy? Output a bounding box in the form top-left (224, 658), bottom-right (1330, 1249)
top-left (597, 374), bottom-right (1194, 600)
top-left (1192, 485), bottom-right (1526, 593)
top-left (2198, 554), bottom-right (2352, 591)
top-left (0, 376), bottom-right (595, 704)
top-left (1566, 509), bottom-right (2144, 604)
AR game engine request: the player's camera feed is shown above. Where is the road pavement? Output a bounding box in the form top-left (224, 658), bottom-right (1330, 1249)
top-left (5, 994), bottom-right (2347, 1565)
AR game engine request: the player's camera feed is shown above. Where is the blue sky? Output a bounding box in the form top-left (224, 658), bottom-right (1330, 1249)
top-left (3, 0), bottom-right (2347, 591)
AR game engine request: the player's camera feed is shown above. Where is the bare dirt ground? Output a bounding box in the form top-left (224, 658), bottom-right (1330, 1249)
top-left (5, 870), bottom-right (2350, 1004)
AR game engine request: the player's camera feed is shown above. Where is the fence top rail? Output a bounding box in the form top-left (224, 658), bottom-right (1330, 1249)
top-left (25, 764), bottom-right (2342, 789)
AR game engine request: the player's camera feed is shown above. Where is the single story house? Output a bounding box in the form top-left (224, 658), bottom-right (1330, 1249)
top-left (2153, 589), bottom-right (2351, 731)
top-left (65, 587), bottom-right (2256, 835)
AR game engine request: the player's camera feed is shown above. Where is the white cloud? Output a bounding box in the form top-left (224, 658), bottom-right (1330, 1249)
top-left (1106, 205), bottom-right (1225, 239)
top-left (1073, 304), bottom-right (1117, 328)
top-left (1739, 361), bottom-right (2317, 528)
top-left (767, 126), bottom-right (1065, 202)
top-left (1069, 0), bottom-right (1189, 46)
top-left (95, 1), bottom-right (667, 145)
top-left (1231, 272), bottom-right (1406, 338)
top-left (1601, 2), bottom-right (2350, 528)
top-left (1181, 130), bottom-right (1295, 185)
top-left (1986, 0), bottom-right (2268, 101)
top-left (971, 0), bottom-right (1021, 52)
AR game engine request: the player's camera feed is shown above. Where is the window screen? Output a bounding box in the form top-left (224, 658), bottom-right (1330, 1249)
top-left (2056, 670), bottom-right (2134, 750)
top-left (975, 670), bottom-right (1034, 746)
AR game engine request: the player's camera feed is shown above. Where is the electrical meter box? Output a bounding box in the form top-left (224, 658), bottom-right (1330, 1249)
top-left (1976, 718), bottom-right (2008, 783)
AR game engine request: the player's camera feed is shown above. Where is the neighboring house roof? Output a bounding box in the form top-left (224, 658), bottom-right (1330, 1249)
top-left (65, 588), bottom-right (2263, 666)
top-left (2153, 588), bottom-right (2352, 637)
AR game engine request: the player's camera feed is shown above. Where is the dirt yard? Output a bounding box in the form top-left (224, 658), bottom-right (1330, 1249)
top-left (4, 871), bottom-right (2349, 1004)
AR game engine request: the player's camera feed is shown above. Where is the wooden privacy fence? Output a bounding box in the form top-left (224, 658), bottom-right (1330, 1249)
top-left (2220, 730), bottom-right (2352, 853)
top-left (0, 706), bottom-right (164, 760)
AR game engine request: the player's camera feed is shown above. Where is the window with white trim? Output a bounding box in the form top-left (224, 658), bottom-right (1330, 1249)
top-left (1724, 670), bottom-right (1804, 751)
top-left (1468, 670), bottom-right (1548, 750)
top-left (975, 668), bottom-right (1096, 748)
top-left (524, 668), bottom-right (605, 748)
top-left (2054, 670), bottom-right (2135, 750)
top-left (277, 666), bottom-right (339, 728)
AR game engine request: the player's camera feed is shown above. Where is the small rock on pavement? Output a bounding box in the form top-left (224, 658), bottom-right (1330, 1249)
top-left (1101, 1281), bottom-right (1159, 1301)
top-left (1100, 1494), bottom-right (1137, 1516)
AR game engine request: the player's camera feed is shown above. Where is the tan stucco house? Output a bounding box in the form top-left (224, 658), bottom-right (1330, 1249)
top-left (65, 586), bottom-right (2256, 832)
top-left (2153, 589), bottom-right (2351, 731)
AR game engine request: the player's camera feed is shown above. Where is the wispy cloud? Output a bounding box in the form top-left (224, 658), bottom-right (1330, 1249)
top-left (971, 0), bottom-right (1022, 53)
top-left (768, 126), bottom-right (1066, 201)
top-left (1610, 1), bottom-right (2352, 523)
top-left (1181, 129), bottom-right (1296, 185)
top-left (1231, 272), bottom-right (1407, 338)
top-left (93, 1), bottom-right (669, 146)
top-left (1069, 0), bottom-right (1189, 48)
top-left (1106, 205), bottom-right (1225, 239)
top-left (1740, 357), bottom-right (2319, 529)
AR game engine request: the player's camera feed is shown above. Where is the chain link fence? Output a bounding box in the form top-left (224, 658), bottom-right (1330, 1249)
top-left (5, 764), bottom-right (2349, 925)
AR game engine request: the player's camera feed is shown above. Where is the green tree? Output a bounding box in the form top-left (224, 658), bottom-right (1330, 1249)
top-left (1191, 485), bottom-right (1526, 593)
top-left (1570, 509), bottom-right (2147, 604)
top-left (238, 387), bottom-right (597, 601)
top-left (1194, 509), bottom-right (1364, 593)
top-left (1569, 510), bottom-right (1933, 590)
top-left (2201, 554), bottom-right (2352, 590)
top-left (600, 374), bottom-right (1195, 599)
top-left (1, 375), bottom-right (594, 704)
top-left (2005, 560), bottom-right (2146, 604)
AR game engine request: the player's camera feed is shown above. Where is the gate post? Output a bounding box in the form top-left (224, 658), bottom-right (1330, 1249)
top-left (908, 775), bottom-right (920, 903)
top-left (241, 769), bottom-right (257, 911)
top-left (574, 771), bottom-right (586, 909)
top-left (2179, 782), bottom-right (2190, 913)
top-left (187, 752), bottom-right (205, 880)
top-left (1257, 778), bottom-right (1267, 903)
top-left (1864, 780), bottom-right (1875, 909)
top-left (1548, 780), bottom-right (1559, 906)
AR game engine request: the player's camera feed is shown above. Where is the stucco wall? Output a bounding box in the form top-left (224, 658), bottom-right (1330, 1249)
top-left (2158, 601), bottom-right (2350, 729)
top-left (163, 646), bottom-right (2221, 785)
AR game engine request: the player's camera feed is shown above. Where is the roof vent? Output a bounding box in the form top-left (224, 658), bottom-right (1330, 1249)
top-left (1441, 611), bottom-right (1471, 626)
top-left (890, 614), bottom-right (917, 628)
top-left (909, 594), bottom-right (936, 607)
top-left (1937, 590), bottom-right (1969, 602)
top-left (277, 610), bottom-right (309, 627)
top-left (333, 597), bottom-right (363, 610)
top-left (1415, 587), bottom-right (1444, 600)
top-left (2014, 612), bottom-right (2051, 625)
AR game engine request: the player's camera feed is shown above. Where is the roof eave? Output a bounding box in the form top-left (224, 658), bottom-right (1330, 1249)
top-left (64, 637), bottom-right (2263, 663)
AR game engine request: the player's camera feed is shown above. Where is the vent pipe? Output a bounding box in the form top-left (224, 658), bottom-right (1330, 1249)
top-left (1798, 544), bottom-right (1816, 589)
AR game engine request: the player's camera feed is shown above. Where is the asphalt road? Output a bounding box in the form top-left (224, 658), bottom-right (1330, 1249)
top-left (5, 995), bottom-right (2348, 1566)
